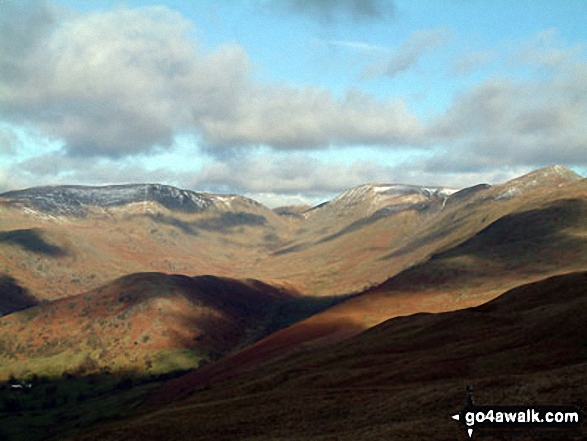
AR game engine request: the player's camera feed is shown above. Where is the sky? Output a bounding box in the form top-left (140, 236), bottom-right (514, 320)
top-left (1, 0), bottom-right (586, 207)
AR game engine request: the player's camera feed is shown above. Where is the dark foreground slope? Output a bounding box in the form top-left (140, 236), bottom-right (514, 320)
top-left (66, 271), bottom-right (587, 441)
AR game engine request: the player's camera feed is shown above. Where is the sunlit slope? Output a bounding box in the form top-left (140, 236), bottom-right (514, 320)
top-left (0, 273), bottom-right (301, 380)
top-left (68, 271), bottom-right (587, 441)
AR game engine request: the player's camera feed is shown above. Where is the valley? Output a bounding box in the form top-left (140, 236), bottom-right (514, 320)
top-left (0, 166), bottom-right (586, 440)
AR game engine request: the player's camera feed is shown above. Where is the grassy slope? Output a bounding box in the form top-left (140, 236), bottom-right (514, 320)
top-left (65, 271), bottom-right (587, 441)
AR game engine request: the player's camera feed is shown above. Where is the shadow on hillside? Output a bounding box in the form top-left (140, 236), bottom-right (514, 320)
top-left (195, 212), bottom-right (267, 232)
top-left (382, 198), bottom-right (587, 265)
top-left (0, 229), bottom-right (68, 257)
top-left (317, 203), bottom-right (424, 245)
top-left (273, 204), bottom-right (427, 255)
top-left (160, 277), bottom-right (353, 382)
top-left (0, 275), bottom-right (38, 316)
top-left (0, 368), bottom-right (189, 441)
top-left (437, 198), bottom-right (587, 264)
top-left (143, 212), bottom-right (268, 236)
top-left (144, 213), bottom-right (199, 235)
top-left (151, 316), bottom-right (366, 404)
top-left (377, 199), bottom-right (587, 292)
top-left (380, 213), bottom-right (469, 261)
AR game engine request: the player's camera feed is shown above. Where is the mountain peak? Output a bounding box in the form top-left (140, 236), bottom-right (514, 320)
top-left (531, 165), bottom-right (582, 180)
top-left (494, 165), bottom-right (583, 201)
top-left (504, 165), bottom-right (582, 187)
top-left (318, 183), bottom-right (458, 212)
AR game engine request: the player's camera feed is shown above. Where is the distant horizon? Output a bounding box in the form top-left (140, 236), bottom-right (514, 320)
top-left (1, 1), bottom-right (586, 207)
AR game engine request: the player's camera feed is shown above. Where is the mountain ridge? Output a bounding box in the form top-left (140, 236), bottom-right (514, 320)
top-left (0, 184), bottom-right (265, 217)
top-left (1, 165), bottom-right (581, 217)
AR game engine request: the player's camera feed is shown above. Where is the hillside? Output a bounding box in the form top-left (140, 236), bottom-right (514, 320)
top-left (64, 271), bottom-right (587, 440)
top-left (0, 184), bottom-right (290, 305)
top-left (0, 273), bottom-right (311, 380)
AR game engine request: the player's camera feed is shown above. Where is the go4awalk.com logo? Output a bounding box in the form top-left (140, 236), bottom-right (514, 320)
top-left (451, 387), bottom-right (583, 438)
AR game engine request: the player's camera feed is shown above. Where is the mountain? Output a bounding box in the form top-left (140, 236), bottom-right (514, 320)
top-left (0, 183), bottom-right (288, 305)
top-left (0, 166), bottom-right (583, 305)
top-left (66, 271), bottom-right (587, 441)
top-left (304, 182), bottom-right (458, 221)
top-left (256, 164), bottom-right (585, 295)
top-left (141, 186), bottom-right (587, 399)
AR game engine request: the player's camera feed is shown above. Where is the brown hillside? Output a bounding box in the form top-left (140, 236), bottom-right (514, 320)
top-left (0, 273), bottom-right (302, 380)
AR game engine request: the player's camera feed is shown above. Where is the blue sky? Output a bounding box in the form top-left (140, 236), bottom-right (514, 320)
top-left (1, 0), bottom-right (586, 206)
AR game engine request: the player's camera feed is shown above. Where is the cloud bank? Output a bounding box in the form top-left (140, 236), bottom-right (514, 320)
top-left (1, 2), bottom-right (586, 205)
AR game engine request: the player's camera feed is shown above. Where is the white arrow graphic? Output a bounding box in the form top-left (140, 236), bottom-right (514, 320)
top-left (452, 414), bottom-right (460, 421)
top-left (468, 428), bottom-right (473, 438)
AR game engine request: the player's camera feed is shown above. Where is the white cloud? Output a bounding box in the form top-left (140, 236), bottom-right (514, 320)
top-left (516, 28), bottom-right (585, 71)
top-left (451, 50), bottom-right (495, 76)
top-left (1, 5), bottom-right (585, 205)
top-left (0, 125), bottom-right (19, 154)
top-left (427, 62), bottom-right (587, 171)
top-left (191, 153), bottom-right (402, 196)
top-left (323, 39), bottom-right (390, 53)
top-left (199, 87), bottom-right (424, 150)
top-left (0, 2), bottom-right (423, 159)
top-left (10, 151), bottom-right (185, 190)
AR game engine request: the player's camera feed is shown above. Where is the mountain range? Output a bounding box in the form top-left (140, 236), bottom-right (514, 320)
top-left (0, 165), bottom-right (585, 440)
